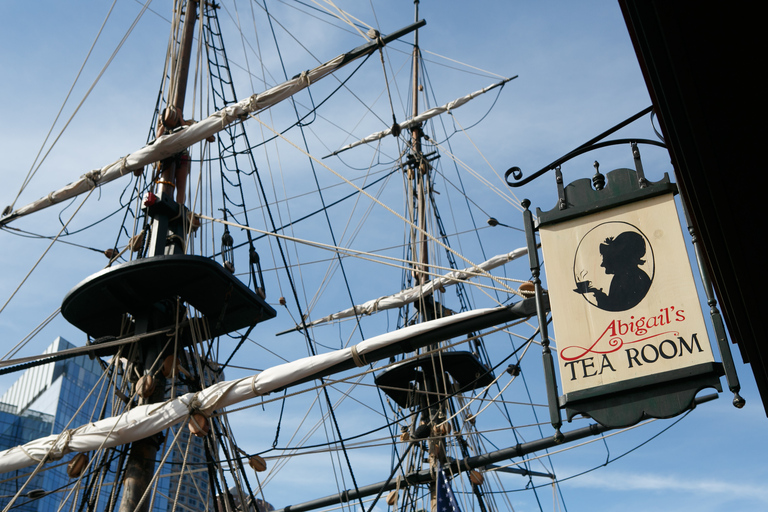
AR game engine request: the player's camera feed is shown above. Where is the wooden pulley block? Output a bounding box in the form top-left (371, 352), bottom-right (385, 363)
top-left (162, 355), bottom-right (181, 378)
top-left (386, 490), bottom-right (398, 506)
top-left (187, 212), bottom-right (201, 232)
top-left (136, 375), bottom-right (155, 398)
top-left (518, 280), bottom-right (535, 297)
top-left (128, 231), bottom-right (145, 253)
top-left (469, 470), bottom-right (484, 486)
top-left (67, 452), bottom-right (88, 478)
top-left (248, 454), bottom-right (267, 472)
top-left (188, 412), bottom-right (209, 437)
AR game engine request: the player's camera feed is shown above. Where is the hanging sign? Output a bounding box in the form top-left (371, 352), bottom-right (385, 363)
top-left (535, 168), bottom-right (721, 427)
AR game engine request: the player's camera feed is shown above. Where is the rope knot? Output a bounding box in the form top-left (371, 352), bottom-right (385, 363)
top-left (83, 170), bottom-right (101, 189)
top-left (367, 28), bottom-right (383, 46)
top-left (36, 429), bottom-right (73, 463)
top-left (350, 344), bottom-right (367, 367)
top-left (186, 392), bottom-right (203, 414)
top-left (247, 93), bottom-right (261, 112)
top-left (220, 106), bottom-right (238, 127)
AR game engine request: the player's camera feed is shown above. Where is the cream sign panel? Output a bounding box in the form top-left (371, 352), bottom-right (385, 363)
top-left (540, 193), bottom-right (714, 394)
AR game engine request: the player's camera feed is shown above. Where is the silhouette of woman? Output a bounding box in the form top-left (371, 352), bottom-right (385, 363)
top-left (587, 231), bottom-right (651, 311)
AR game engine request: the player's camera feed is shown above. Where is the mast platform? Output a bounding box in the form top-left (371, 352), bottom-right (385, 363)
top-left (61, 254), bottom-right (276, 354)
top-left (375, 351), bottom-right (495, 408)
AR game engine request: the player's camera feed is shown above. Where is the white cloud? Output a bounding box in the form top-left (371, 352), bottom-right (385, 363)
top-left (568, 470), bottom-right (768, 502)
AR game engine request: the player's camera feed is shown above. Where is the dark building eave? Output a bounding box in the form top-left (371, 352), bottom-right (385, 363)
top-left (618, 1), bottom-right (767, 414)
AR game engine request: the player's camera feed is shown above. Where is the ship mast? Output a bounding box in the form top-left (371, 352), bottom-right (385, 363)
top-left (147, 0), bottom-right (198, 257)
top-left (119, 2), bottom-right (198, 511)
top-left (407, 2), bottom-right (445, 510)
top-left (411, 1), bottom-right (428, 290)
top-left (405, 4), bottom-right (492, 511)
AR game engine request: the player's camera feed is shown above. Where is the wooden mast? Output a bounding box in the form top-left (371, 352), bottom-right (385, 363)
top-left (407, 5), bottom-right (488, 512)
top-left (406, 2), bottom-right (445, 511)
top-left (147, 0), bottom-right (198, 257)
top-left (118, 2), bottom-right (198, 511)
top-left (411, 2), bottom-right (428, 289)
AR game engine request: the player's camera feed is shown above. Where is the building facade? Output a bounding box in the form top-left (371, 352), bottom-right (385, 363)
top-left (0, 337), bottom-right (213, 512)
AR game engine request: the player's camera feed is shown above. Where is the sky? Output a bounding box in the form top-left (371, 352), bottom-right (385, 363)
top-left (0, 1), bottom-right (765, 512)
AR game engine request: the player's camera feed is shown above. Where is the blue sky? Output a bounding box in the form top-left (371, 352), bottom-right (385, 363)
top-left (0, 1), bottom-right (765, 512)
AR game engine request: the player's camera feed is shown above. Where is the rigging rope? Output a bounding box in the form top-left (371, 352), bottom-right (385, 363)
top-left (246, 115), bottom-right (525, 301)
top-left (0, 189), bottom-right (95, 318)
top-left (7, 0), bottom-right (153, 213)
top-left (198, 214), bottom-right (525, 303)
top-left (260, 2), bottom-right (368, 506)
top-left (416, 66), bottom-right (559, 503)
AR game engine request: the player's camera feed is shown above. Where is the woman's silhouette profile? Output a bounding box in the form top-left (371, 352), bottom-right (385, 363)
top-left (583, 231), bottom-right (651, 311)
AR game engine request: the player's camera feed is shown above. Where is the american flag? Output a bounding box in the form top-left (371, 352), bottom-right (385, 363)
top-left (436, 462), bottom-right (462, 512)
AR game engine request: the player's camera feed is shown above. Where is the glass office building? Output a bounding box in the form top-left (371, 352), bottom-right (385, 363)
top-left (0, 403), bottom-right (55, 512)
top-left (0, 337), bottom-right (213, 512)
top-left (0, 337), bottom-right (112, 512)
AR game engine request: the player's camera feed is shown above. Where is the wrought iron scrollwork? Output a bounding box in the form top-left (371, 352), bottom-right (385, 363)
top-left (505, 106), bottom-right (666, 188)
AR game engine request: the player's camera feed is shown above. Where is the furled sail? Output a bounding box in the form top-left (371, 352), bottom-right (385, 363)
top-left (0, 301), bottom-right (536, 473)
top-left (278, 247), bottom-right (528, 334)
top-left (0, 21), bottom-right (425, 227)
top-left (324, 76), bottom-right (516, 158)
